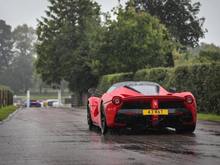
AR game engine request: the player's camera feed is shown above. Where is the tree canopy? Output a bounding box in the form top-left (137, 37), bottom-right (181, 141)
top-left (35, 0), bottom-right (207, 98)
top-left (128, 0), bottom-right (206, 47)
top-left (0, 20), bottom-right (13, 72)
top-left (13, 24), bottom-right (36, 57)
top-left (0, 24), bottom-right (35, 93)
top-left (99, 7), bottom-right (174, 74)
top-left (196, 43), bottom-right (220, 62)
top-left (36, 0), bottom-right (103, 94)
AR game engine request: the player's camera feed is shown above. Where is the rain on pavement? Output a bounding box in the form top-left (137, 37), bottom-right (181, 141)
top-left (0, 108), bottom-right (220, 165)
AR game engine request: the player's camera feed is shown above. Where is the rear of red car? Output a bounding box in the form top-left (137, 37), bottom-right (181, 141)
top-left (105, 95), bottom-right (196, 132)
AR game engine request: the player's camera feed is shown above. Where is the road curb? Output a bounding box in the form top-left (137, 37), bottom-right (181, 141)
top-left (0, 107), bottom-right (21, 125)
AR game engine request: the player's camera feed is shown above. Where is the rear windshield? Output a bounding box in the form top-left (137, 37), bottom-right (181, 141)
top-left (107, 83), bottom-right (159, 95)
top-left (125, 84), bottom-right (159, 95)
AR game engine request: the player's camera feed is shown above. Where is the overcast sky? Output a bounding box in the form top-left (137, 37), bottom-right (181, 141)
top-left (0, 0), bottom-right (219, 46)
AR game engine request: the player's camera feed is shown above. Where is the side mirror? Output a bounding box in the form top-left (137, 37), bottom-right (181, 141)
top-left (88, 88), bottom-right (103, 97)
top-left (169, 87), bottom-right (177, 93)
top-left (88, 88), bottom-right (96, 95)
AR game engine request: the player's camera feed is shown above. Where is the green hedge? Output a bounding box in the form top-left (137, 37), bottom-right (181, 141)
top-left (168, 63), bottom-right (220, 114)
top-left (98, 72), bottom-right (133, 92)
top-left (134, 67), bottom-right (172, 88)
top-left (98, 63), bottom-right (220, 114)
top-left (0, 85), bottom-right (13, 107)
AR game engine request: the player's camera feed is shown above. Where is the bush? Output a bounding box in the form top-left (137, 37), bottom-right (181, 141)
top-left (168, 63), bottom-right (220, 114)
top-left (98, 63), bottom-right (220, 114)
top-left (134, 67), bottom-right (172, 88)
top-left (98, 72), bottom-right (133, 92)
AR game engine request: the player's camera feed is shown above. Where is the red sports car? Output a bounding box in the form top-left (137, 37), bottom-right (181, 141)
top-left (87, 81), bottom-right (197, 134)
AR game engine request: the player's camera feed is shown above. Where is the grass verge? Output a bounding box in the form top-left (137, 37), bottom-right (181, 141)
top-left (0, 106), bottom-right (17, 121)
top-left (198, 113), bottom-right (220, 122)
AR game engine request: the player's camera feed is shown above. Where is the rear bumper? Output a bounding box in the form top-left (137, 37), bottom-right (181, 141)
top-left (113, 108), bottom-right (194, 129)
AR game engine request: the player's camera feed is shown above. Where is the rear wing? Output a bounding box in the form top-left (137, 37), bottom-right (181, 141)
top-left (122, 95), bottom-right (185, 102)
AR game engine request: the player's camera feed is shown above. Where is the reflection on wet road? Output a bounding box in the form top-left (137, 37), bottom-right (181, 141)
top-left (0, 108), bottom-right (219, 165)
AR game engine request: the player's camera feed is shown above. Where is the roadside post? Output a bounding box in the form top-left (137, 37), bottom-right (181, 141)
top-left (27, 90), bottom-right (30, 108)
top-left (58, 89), bottom-right (62, 107)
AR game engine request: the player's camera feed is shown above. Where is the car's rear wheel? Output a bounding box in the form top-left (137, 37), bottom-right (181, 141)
top-left (176, 124), bottom-right (196, 134)
top-left (87, 104), bottom-right (94, 130)
top-left (100, 105), bottom-right (108, 135)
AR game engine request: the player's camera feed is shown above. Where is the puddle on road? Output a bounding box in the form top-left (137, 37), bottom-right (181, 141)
top-left (119, 142), bottom-right (220, 160)
top-left (53, 140), bottom-right (90, 143)
top-left (85, 127), bottom-right (220, 161)
top-left (121, 143), bottom-right (198, 155)
top-left (212, 132), bottom-right (220, 136)
top-left (197, 128), bottom-right (220, 136)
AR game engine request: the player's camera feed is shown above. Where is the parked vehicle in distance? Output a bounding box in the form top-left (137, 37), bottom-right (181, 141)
top-left (46, 99), bottom-right (59, 107)
top-left (24, 100), bottom-right (41, 108)
top-left (87, 81), bottom-right (197, 134)
top-left (52, 101), bottom-right (63, 107)
top-left (38, 100), bottom-right (45, 107)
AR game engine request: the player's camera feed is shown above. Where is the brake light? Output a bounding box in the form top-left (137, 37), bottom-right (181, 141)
top-left (112, 96), bottom-right (122, 105)
top-left (185, 96), bottom-right (193, 104)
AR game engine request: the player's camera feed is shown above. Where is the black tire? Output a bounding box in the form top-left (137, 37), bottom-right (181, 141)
top-left (176, 124), bottom-right (196, 134)
top-left (87, 104), bottom-right (93, 130)
top-left (100, 104), bottom-right (108, 135)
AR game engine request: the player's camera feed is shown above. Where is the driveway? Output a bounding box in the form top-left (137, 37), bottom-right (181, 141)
top-left (0, 108), bottom-right (220, 165)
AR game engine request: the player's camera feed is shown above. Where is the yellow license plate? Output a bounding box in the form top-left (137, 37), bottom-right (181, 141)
top-left (143, 109), bottom-right (169, 116)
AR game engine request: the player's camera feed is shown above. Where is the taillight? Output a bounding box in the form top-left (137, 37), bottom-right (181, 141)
top-left (112, 96), bottom-right (122, 105)
top-left (185, 96), bottom-right (193, 104)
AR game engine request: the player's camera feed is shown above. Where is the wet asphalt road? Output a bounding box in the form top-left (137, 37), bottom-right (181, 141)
top-left (0, 108), bottom-right (220, 165)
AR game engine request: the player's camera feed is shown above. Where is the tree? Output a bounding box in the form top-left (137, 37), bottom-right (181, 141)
top-left (10, 55), bottom-right (33, 93)
top-left (128, 0), bottom-right (206, 47)
top-left (12, 25), bottom-right (35, 93)
top-left (197, 43), bottom-right (220, 62)
top-left (99, 7), bottom-right (174, 74)
top-left (36, 0), bottom-right (103, 100)
top-left (0, 20), bottom-right (13, 72)
top-left (0, 24), bottom-right (35, 93)
top-left (13, 24), bottom-right (36, 57)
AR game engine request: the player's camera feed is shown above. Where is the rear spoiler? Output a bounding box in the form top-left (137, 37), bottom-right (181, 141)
top-left (121, 95), bottom-right (185, 102)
